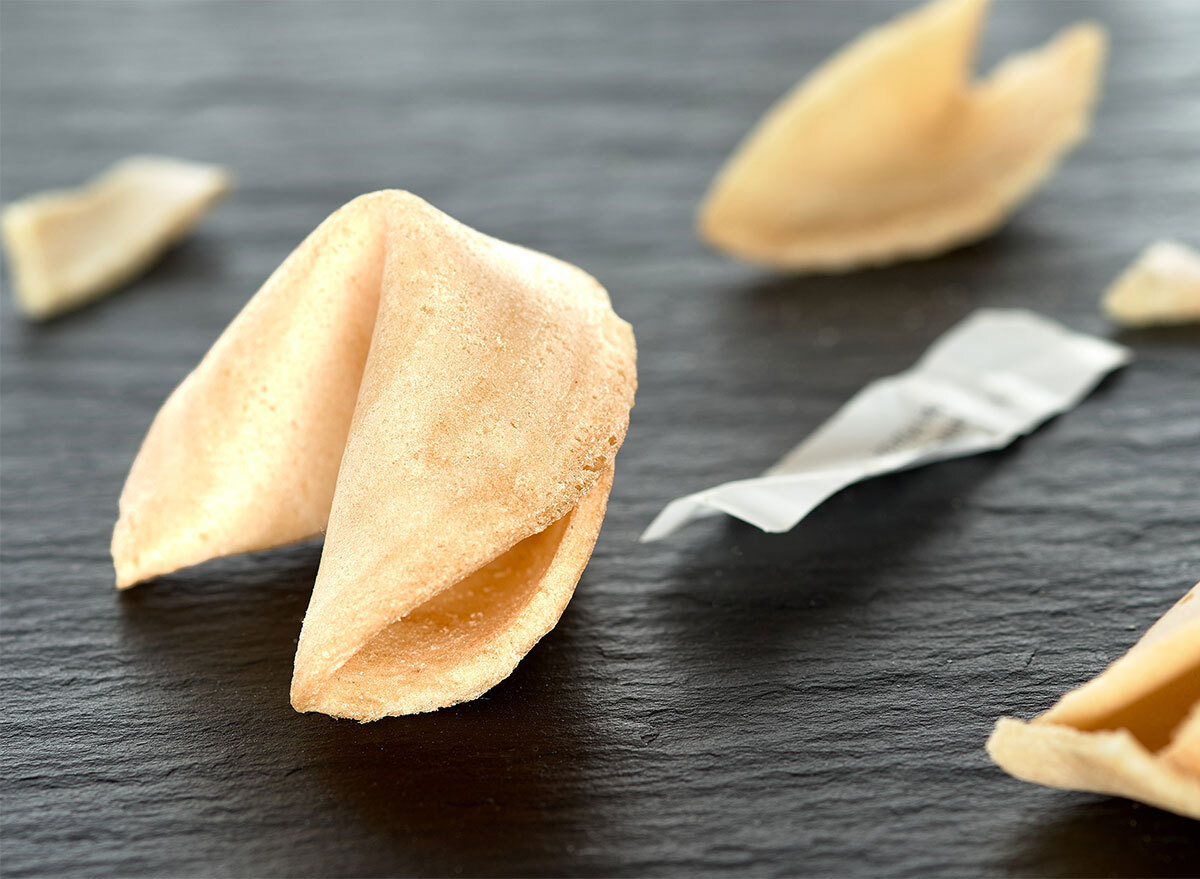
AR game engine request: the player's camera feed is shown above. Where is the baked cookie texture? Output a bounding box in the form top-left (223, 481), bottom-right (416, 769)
top-left (699, 0), bottom-right (1106, 272)
top-left (3, 156), bottom-right (230, 318)
top-left (988, 583), bottom-right (1200, 820)
top-left (113, 191), bottom-right (637, 720)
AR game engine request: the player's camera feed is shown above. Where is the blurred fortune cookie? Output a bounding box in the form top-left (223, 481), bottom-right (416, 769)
top-left (988, 583), bottom-right (1200, 820)
top-left (1103, 240), bottom-right (1200, 328)
top-left (698, 0), bottom-right (1106, 272)
top-left (112, 191), bottom-right (637, 720)
top-left (2, 156), bottom-right (231, 318)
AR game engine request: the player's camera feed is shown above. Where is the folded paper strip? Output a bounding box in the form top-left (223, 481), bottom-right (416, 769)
top-left (642, 310), bottom-right (1129, 541)
top-left (2, 156), bottom-right (230, 318)
top-left (1103, 240), bottom-right (1200, 328)
top-left (988, 583), bottom-right (1200, 820)
top-left (699, 0), bottom-right (1106, 271)
top-left (113, 191), bottom-right (637, 719)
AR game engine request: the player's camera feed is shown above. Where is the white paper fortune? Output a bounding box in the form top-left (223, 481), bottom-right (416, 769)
top-left (642, 309), bottom-right (1131, 542)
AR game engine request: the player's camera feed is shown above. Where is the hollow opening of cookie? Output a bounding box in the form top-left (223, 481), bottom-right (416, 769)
top-left (1072, 665), bottom-right (1200, 753)
top-left (309, 510), bottom-right (575, 716)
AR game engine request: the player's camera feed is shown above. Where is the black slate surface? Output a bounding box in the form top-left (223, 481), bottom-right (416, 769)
top-left (2, 1), bottom-right (1199, 876)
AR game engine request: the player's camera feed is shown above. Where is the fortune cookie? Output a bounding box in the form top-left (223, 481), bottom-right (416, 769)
top-left (1103, 240), bottom-right (1200, 328)
top-left (988, 583), bottom-right (1200, 819)
top-left (113, 191), bottom-right (637, 719)
top-left (698, 0), bottom-right (1106, 272)
top-left (2, 156), bottom-right (231, 318)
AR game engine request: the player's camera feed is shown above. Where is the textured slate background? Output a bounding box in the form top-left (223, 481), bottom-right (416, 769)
top-left (2, 1), bottom-right (1198, 876)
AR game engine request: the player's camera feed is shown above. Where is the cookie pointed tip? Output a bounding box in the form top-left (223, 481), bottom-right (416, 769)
top-left (113, 560), bottom-right (143, 590)
top-left (289, 664), bottom-right (324, 715)
top-left (289, 691), bottom-right (313, 715)
top-left (1070, 19), bottom-right (1109, 49)
top-left (1055, 20), bottom-right (1109, 77)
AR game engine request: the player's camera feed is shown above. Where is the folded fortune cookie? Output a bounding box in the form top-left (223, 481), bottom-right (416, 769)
top-left (113, 191), bottom-right (637, 719)
top-left (699, 0), bottom-right (1106, 272)
top-left (988, 583), bottom-right (1200, 819)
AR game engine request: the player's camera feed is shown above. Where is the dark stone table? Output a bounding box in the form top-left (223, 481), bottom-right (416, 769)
top-left (2, 2), bottom-right (1198, 875)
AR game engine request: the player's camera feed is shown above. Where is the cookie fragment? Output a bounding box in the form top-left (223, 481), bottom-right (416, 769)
top-left (1103, 241), bottom-right (1200, 328)
top-left (2, 156), bottom-right (230, 318)
top-left (699, 0), bottom-right (1106, 272)
top-left (987, 583), bottom-right (1200, 820)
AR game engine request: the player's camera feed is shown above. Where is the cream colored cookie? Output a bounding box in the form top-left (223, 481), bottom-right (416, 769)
top-left (1103, 241), bottom-right (1200, 328)
top-left (113, 191), bottom-right (637, 720)
top-left (699, 0), bottom-right (1106, 272)
top-left (3, 156), bottom-right (230, 318)
top-left (988, 583), bottom-right (1200, 819)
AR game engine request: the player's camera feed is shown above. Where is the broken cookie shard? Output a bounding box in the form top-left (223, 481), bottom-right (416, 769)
top-left (987, 583), bottom-right (1200, 820)
top-left (112, 191), bottom-right (637, 719)
top-left (698, 0), bottom-right (1106, 272)
top-left (1103, 241), bottom-right (1200, 328)
top-left (2, 156), bottom-right (230, 318)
